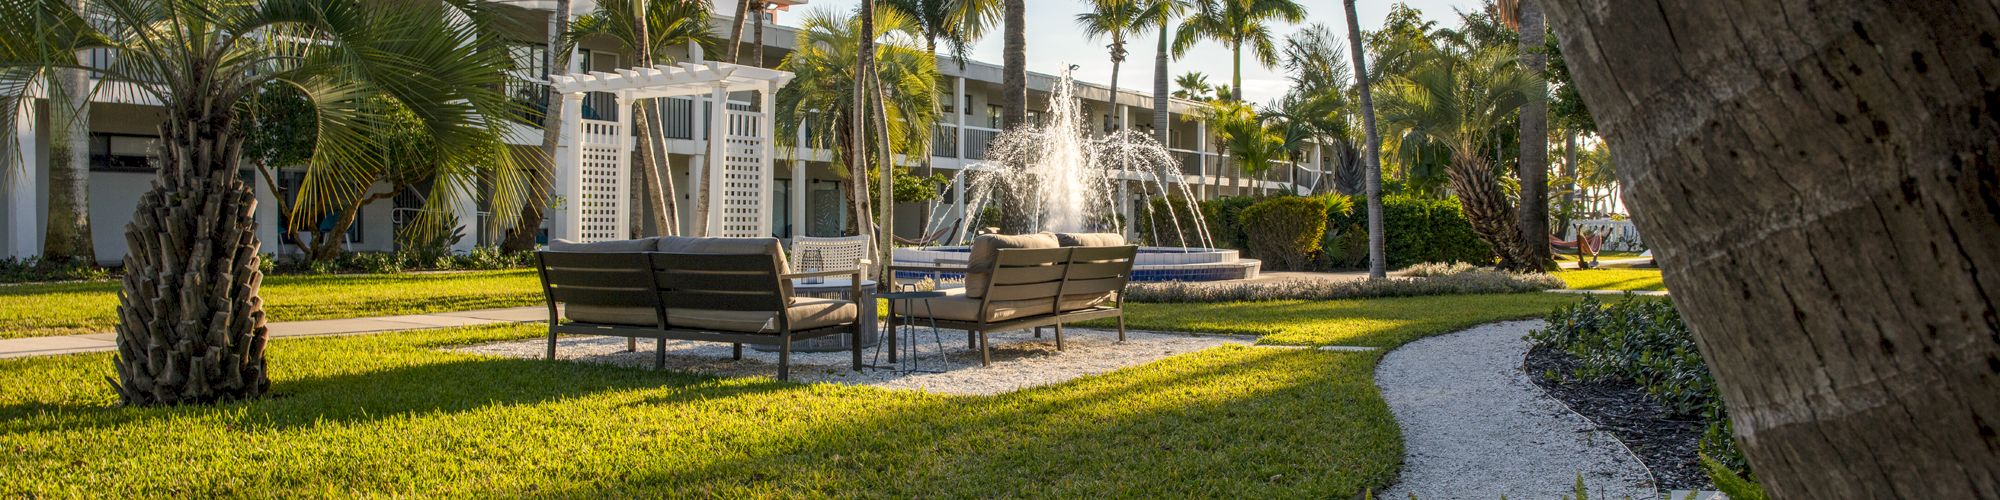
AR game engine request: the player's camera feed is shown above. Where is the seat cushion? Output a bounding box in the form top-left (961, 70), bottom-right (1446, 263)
top-left (1054, 232), bottom-right (1126, 247)
top-left (549, 238), bottom-right (659, 252)
top-left (964, 233), bottom-right (1060, 299)
top-left (567, 304), bottom-right (659, 326)
top-left (667, 297), bottom-right (856, 333)
top-left (908, 288), bottom-right (1113, 323)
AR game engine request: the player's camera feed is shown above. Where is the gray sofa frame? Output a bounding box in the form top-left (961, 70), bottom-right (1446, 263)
top-left (888, 245), bottom-right (1139, 366)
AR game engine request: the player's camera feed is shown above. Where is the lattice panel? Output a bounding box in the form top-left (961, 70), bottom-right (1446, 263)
top-left (576, 119), bottom-right (627, 242)
top-left (714, 110), bottom-right (767, 237)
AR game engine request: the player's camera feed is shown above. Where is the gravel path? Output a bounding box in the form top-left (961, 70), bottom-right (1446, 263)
top-left (455, 328), bottom-right (1248, 395)
top-left (1377, 320), bottom-right (1657, 499)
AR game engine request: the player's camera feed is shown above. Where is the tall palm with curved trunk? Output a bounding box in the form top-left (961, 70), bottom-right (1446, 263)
top-left (503, 0), bottom-right (574, 253)
top-left (1376, 46), bottom-right (1541, 271)
top-left (775, 7), bottom-right (937, 239)
top-left (1545, 1), bottom-right (2000, 495)
top-left (1140, 0), bottom-right (1185, 148)
top-left (1497, 0), bottom-right (1550, 268)
top-left (0, 0), bottom-right (531, 405)
top-left (1340, 0), bottom-right (1384, 279)
top-left (1171, 0), bottom-right (1304, 102)
top-left (999, 0), bottom-right (1025, 129)
top-left (568, 0), bottom-right (713, 235)
top-left (1078, 0), bottom-right (1146, 133)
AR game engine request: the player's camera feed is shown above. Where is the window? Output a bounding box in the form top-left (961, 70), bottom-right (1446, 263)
top-left (940, 94), bottom-right (955, 114)
top-left (88, 133), bottom-right (158, 172)
top-left (986, 104), bottom-right (1002, 128)
top-left (964, 94), bottom-right (973, 115)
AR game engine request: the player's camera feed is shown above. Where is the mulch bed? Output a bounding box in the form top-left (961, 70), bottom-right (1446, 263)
top-left (1524, 345), bottom-right (1714, 491)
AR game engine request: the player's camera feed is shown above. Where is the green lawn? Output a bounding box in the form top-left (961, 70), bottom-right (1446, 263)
top-left (0, 270), bottom-right (542, 339)
top-left (0, 293), bottom-right (1581, 497)
top-left (1106, 293), bottom-right (1582, 347)
top-left (1555, 268), bottom-right (1668, 292)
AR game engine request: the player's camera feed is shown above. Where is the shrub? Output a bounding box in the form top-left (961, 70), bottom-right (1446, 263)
top-left (1239, 196), bottom-right (1329, 271)
top-left (1327, 195), bottom-right (1493, 269)
top-left (1398, 261), bottom-right (1477, 277)
top-left (1125, 270), bottom-right (1562, 303)
top-left (1199, 195), bottom-right (1259, 250)
top-left (1135, 195), bottom-right (1219, 248)
top-left (1527, 295), bottom-right (1747, 473)
top-left (0, 257), bottom-right (112, 283)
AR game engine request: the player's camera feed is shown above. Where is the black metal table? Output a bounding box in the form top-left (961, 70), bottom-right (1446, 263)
top-left (877, 289), bottom-right (948, 373)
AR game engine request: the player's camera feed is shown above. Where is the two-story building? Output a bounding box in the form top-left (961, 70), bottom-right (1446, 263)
top-left (1, 1), bottom-right (1338, 264)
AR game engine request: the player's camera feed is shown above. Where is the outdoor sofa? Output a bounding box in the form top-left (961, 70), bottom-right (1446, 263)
top-left (887, 233), bottom-right (1140, 366)
top-left (535, 236), bottom-right (864, 380)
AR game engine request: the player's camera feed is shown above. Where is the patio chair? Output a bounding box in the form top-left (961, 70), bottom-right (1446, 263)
top-left (790, 235), bottom-right (873, 277)
top-left (887, 233), bottom-right (1140, 366)
top-left (536, 237), bottom-right (864, 381)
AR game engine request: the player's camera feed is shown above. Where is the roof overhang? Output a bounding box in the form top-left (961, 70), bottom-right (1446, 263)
top-left (550, 62), bottom-right (795, 99)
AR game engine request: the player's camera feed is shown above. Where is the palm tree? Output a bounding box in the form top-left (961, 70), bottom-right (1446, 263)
top-left (503, 0), bottom-right (574, 253)
top-left (774, 7), bottom-right (938, 238)
top-left (1375, 45), bottom-right (1540, 271)
top-left (999, 0), bottom-right (1025, 129)
top-left (0, 0), bottom-right (530, 405)
top-left (1140, 0), bottom-right (1185, 148)
top-left (880, 0), bottom-right (1002, 65)
top-left (1342, 0), bottom-right (1386, 279)
top-left (1172, 71), bottom-right (1213, 100)
top-left (43, 54), bottom-right (92, 263)
top-left (1201, 99), bottom-right (1284, 195)
top-left (1172, 0), bottom-right (1304, 102)
top-left (1078, 0), bottom-right (1147, 133)
top-left (1278, 23), bottom-right (1357, 195)
top-left (726, 0), bottom-right (749, 62)
top-left (567, 0), bottom-right (713, 236)
top-left (1497, 0), bottom-right (1550, 269)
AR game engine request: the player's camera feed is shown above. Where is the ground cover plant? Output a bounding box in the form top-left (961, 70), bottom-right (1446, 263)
top-left (1555, 268), bottom-right (1666, 292)
top-left (0, 270), bottom-right (541, 339)
top-left (1125, 269), bottom-right (1561, 303)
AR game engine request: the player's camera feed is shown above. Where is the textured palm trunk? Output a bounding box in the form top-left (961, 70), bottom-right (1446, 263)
top-left (1152, 24), bottom-right (1171, 148)
top-left (1343, 0), bottom-right (1385, 278)
top-left (752, 2), bottom-right (765, 67)
top-left (726, 0), bottom-right (749, 63)
top-left (504, 0), bottom-right (572, 252)
top-left (1229, 40), bottom-right (1242, 101)
top-left (113, 105), bottom-right (269, 406)
top-left (1545, 2), bottom-right (2000, 496)
top-left (44, 67), bottom-right (94, 263)
top-left (998, 0), bottom-right (1029, 233)
top-left (1447, 149), bottom-right (1534, 271)
top-left (848, 0), bottom-right (876, 240)
top-left (1556, 129), bottom-right (1577, 238)
top-left (1514, 0), bottom-right (1550, 268)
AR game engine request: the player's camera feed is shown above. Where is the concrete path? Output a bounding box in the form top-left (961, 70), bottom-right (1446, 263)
top-left (0, 307), bottom-right (547, 359)
top-left (1377, 320), bottom-right (1657, 499)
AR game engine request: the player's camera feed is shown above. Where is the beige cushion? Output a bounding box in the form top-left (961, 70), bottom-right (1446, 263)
top-left (567, 304), bottom-right (659, 326)
top-left (910, 288), bottom-right (1114, 323)
top-left (549, 238), bottom-right (659, 252)
top-left (667, 297), bottom-right (856, 333)
top-left (964, 233), bottom-right (1059, 299)
top-left (1054, 232), bottom-right (1126, 247)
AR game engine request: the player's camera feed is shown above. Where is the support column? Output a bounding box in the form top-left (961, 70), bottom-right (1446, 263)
top-left (451, 188), bottom-right (480, 253)
top-left (790, 121), bottom-right (807, 239)
top-left (613, 90), bottom-right (633, 240)
top-left (759, 81), bottom-right (778, 237)
top-left (1118, 104), bottom-right (1132, 238)
top-left (7, 105), bottom-right (41, 259)
top-left (253, 170), bottom-right (281, 257)
top-left (953, 76), bottom-right (966, 161)
top-left (554, 91), bottom-right (586, 241)
top-left (1194, 119), bottom-right (1208, 201)
top-left (951, 171), bottom-right (966, 242)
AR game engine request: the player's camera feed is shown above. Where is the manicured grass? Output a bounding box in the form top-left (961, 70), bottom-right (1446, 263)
top-left (0, 324), bottom-right (1400, 497)
top-left (1104, 293), bottom-right (1584, 348)
top-left (1556, 268), bottom-right (1668, 292)
top-left (0, 270), bottom-right (541, 339)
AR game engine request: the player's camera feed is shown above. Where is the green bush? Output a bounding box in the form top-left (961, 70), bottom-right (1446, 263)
top-left (1126, 269), bottom-right (1561, 302)
top-left (1199, 195), bottom-right (1259, 250)
top-left (1326, 195), bottom-right (1493, 269)
top-left (1134, 195), bottom-right (1205, 247)
top-left (0, 257), bottom-right (112, 283)
top-left (1527, 295), bottom-right (1747, 474)
top-left (1239, 196), bottom-right (1329, 271)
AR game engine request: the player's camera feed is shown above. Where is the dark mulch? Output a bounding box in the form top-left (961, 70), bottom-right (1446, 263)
top-left (1524, 345), bottom-right (1714, 491)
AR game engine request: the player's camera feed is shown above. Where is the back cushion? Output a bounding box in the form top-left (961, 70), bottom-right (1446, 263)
top-left (656, 236), bottom-right (793, 299)
top-left (965, 233), bottom-right (1059, 299)
top-left (1055, 233), bottom-right (1127, 247)
top-left (549, 237), bottom-right (659, 253)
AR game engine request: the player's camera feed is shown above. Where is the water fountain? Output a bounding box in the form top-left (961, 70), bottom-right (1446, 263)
top-left (892, 71), bottom-right (1261, 282)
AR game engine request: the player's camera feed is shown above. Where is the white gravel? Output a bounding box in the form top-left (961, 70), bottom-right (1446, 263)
top-left (1377, 320), bottom-right (1658, 499)
top-left (454, 327), bottom-right (1248, 395)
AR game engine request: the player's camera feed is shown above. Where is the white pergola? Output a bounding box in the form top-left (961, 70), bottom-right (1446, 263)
top-left (548, 61), bottom-right (794, 242)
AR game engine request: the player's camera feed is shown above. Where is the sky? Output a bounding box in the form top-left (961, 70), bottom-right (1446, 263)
top-left (731, 0), bottom-right (1487, 103)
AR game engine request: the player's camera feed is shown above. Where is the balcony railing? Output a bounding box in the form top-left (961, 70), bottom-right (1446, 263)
top-left (963, 128), bottom-right (998, 160)
top-left (932, 125), bottom-right (959, 158)
top-left (1172, 150), bottom-right (1203, 176)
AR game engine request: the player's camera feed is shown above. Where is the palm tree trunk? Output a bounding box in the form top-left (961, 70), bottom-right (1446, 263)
top-left (1556, 129), bottom-right (1577, 238)
top-left (505, 0), bottom-right (572, 252)
top-left (1446, 150), bottom-right (1532, 271)
top-left (849, 0), bottom-right (877, 240)
top-left (114, 109), bottom-right (268, 406)
top-left (1514, 0), bottom-right (1550, 269)
top-left (1151, 23), bottom-right (1171, 148)
top-left (631, 0), bottom-right (672, 237)
top-left (752, 1), bottom-right (766, 67)
top-left (44, 66), bottom-right (93, 263)
top-left (998, 0), bottom-right (1029, 233)
top-left (1229, 40), bottom-right (1242, 101)
top-left (1342, 0), bottom-right (1385, 279)
top-left (726, 0), bottom-right (749, 63)
top-left (1545, 1), bottom-right (2000, 495)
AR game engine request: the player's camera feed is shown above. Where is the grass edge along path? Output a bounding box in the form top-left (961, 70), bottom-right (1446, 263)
top-left (0, 270), bottom-right (542, 339)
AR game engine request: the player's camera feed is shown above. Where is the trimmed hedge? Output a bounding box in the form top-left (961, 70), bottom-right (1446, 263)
top-left (1239, 196), bottom-right (1329, 271)
top-left (1325, 195), bottom-right (1493, 269)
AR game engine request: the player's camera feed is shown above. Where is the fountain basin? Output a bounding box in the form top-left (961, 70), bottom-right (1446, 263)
top-left (892, 246), bottom-right (1261, 282)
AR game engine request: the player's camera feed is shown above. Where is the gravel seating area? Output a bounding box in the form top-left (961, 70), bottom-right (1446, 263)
top-left (455, 328), bottom-right (1249, 395)
top-left (1377, 320), bottom-right (1657, 499)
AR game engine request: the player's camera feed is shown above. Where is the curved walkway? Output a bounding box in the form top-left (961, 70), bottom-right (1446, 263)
top-left (1376, 320), bottom-right (1656, 499)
